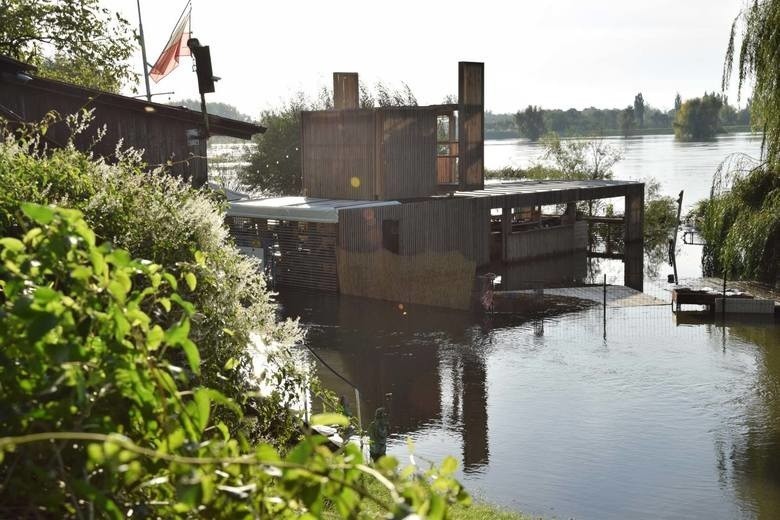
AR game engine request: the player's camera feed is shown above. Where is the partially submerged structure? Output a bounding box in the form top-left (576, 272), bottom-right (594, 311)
top-left (227, 63), bottom-right (644, 309)
top-left (0, 54), bottom-right (264, 186)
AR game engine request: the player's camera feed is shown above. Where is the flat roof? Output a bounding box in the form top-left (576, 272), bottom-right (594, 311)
top-left (227, 197), bottom-right (401, 223)
top-left (451, 179), bottom-right (643, 207)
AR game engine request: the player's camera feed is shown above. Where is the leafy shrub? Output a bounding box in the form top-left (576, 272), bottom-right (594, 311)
top-left (698, 157), bottom-right (780, 282)
top-left (0, 116), bottom-right (302, 444)
top-left (0, 205), bottom-right (469, 518)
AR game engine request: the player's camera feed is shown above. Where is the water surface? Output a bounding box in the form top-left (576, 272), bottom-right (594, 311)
top-left (281, 292), bottom-right (780, 520)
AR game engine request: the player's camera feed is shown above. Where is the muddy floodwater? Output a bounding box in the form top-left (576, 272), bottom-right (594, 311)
top-left (271, 132), bottom-right (779, 519)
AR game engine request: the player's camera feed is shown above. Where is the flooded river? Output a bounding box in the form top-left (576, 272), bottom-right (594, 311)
top-left (273, 132), bottom-right (779, 519)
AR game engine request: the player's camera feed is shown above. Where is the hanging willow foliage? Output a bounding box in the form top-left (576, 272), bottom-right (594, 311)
top-left (700, 0), bottom-right (780, 284)
top-left (724, 0), bottom-right (780, 165)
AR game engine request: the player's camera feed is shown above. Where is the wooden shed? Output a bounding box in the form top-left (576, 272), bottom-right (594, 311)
top-left (0, 54), bottom-right (264, 187)
top-left (301, 63), bottom-right (485, 201)
top-left (226, 62), bottom-right (646, 310)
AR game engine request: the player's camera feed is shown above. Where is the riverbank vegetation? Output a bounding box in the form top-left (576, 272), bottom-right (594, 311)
top-left (486, 95), bottom-right (750, 140)
top-left (693, 0), bottom-right (780, 285)
top-left (0, 0), bottom-right (136, 92)
top-left (0, 117), bottom-right (469, 517)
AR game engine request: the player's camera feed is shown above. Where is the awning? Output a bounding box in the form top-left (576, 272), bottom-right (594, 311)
top-left (227, 196), bottom-right (400, 223)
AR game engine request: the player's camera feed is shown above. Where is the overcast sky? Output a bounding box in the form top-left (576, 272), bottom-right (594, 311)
top-left (107, 0), bottom-right (749, 117)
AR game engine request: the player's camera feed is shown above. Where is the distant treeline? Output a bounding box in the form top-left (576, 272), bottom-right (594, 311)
top-left (486, 93), bottom-right (751, 140)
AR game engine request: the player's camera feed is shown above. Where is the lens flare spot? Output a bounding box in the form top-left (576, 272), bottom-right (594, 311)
top-left (350, 176), bottom-right (361, 188)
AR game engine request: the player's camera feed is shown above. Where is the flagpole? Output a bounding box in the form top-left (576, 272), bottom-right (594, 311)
top-left (136, 0), bottom-right (152, 102)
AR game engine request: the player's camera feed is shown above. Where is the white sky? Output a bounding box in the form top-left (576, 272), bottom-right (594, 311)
top-left (106, 0), bottom-right (749, 117)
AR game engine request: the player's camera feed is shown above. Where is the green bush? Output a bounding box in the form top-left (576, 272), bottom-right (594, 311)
top-left (698, 160), bottom-right (780, 282)
top-left (0, 205), bottom-right (469, 518)
top-left (0, 116), bottom-right (303, 444)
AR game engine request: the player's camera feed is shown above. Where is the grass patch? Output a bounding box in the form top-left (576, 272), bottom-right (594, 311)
top-left (323, 476), bottom-right (532, 519)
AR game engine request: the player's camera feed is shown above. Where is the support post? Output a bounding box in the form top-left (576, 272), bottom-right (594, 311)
top-left (136, 0), bottom-right (152, 102)
top-left (333, 72), bottom-right (359, 110)
top-left (624, 185), bottom-right (644, 291)
top-left (603, 274), bottom-right (607, 340)
top-left (501, 204), bottom-right (511, 261)
top-left (458, 62), bottom-right (484, 190)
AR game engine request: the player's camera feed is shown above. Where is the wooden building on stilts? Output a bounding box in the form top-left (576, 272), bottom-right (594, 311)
top-left (227, 62), bottom-right (644, 309)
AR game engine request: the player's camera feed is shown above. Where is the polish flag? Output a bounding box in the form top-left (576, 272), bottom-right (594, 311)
top-left (149, 5), bottom-right (192, 83)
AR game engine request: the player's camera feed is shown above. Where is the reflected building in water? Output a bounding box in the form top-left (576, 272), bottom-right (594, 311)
top-left (280, 290), bottom-right (495, 473)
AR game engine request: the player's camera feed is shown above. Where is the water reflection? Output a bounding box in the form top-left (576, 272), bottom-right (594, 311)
top-left (279, 289), bottom-right (780, 520)
top-left (719, 322), bottom-right (780, 520)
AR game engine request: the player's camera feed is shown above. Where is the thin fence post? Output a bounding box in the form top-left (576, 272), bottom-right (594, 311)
top-left (354, 388), bottom-right (362, 432)
top-left (722, 269), bottom-right (727, 320)
top-left (603, 274), bottom-right (607, 339)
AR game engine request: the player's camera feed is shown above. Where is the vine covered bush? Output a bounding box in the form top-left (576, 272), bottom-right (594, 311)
top-left (0, 205), bottom-right (469, 517)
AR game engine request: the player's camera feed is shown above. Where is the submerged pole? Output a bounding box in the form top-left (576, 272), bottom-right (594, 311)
top-left (136, 0), bottom-right (152, 102)
top-left (603, 274), bottom-right (607, 339)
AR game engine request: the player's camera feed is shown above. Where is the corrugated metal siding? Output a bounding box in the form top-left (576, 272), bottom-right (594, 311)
top-left (226, 216), bottom-right (338, 291)
top-left (380, 108), bottom-right (437, 199)
top-left (338, 197), bottom-right (490, 265)
top-left (301, 110), bottom-right (376, 199)
top-left (0, 80), bottom-right (207, 182)
top-left (505, 221), bottom-right (588, 261)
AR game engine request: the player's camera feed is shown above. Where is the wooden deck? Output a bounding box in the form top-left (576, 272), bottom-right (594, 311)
top-left (503, 285), bottom-right (666, 308)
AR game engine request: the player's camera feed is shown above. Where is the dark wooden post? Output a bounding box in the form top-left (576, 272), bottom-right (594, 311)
top-left (501, 204), bottom-right (511, 261)
top-left (333, 72), bottom-right (359, 110)
top-left (458, 62), bottom-right (484, 191)
top-left (624, 184), bottom-right (644, 291)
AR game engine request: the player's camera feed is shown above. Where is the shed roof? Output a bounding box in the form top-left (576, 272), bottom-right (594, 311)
top-left (228, 197), bottom-right (401, 223)
top-left (450, 179), bottom-right (644, 207)
top-left (0, 54), bottom-right (265, 139)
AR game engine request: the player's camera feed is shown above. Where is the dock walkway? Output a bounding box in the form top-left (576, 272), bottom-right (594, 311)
top-left (506, 285), bottom-right (666, 308)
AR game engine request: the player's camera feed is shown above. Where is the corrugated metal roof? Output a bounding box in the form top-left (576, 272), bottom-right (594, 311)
top-left (455, 179), bottom-right (643, 197)
top-left (0, 54), bottom-right (265, 139)
top-left (227, 197), bottom-right (401, 223)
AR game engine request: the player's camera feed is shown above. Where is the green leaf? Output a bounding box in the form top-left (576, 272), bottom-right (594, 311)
top-left (21, 203), bottom-right (55, 225)
top-left (440, 455), bottom-right (458, 475)
top-left (310, 413), bottom-right (349, 427)
top-left (184, 272), bottom-right (197, 291)
top-left (0, 237), bottom-right (24, 253)
top-left (255, 443), bottom-right (280, 463)
top-left (147, 325), bottom-right (164, 350)
top-left (33, 286), bottom-right (60, 303)
top-left (181, 338), bottom-right (201, 375)
top-left (193, 388), bottom-right (211, 432)
top-left (170, 293), bottom-right (195, 314)
top-left (165, 318), bottom-right (190, 346)
top-left (223, 357), bottom-right (238, 371)
top-left (107, 280), bottom-right (127, 303)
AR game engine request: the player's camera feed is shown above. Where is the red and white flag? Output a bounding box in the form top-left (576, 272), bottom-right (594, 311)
top-left (149, 3), bottom-right (192, 83)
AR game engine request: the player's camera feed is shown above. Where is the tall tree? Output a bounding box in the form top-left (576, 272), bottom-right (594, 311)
top-left (633, 93), bottom-right (645, 128)
top-left (0, 0), bottom-right (137, 92)
top-left (725, 0), bottom-right (780, 165)
top-left (514, 105), bottom-right (546, 141)
top-left (674, 92), bottom-right (682, 112)
top-left (673, 92), bottom-right (723, 140)
top-left (697, 0), bottom-right (780, 283)
top-left (618, 106), bottom-right (635, 136)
